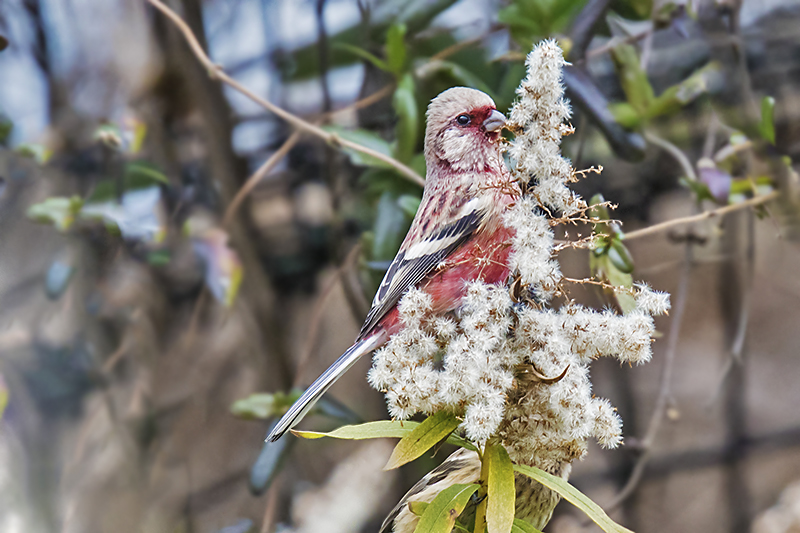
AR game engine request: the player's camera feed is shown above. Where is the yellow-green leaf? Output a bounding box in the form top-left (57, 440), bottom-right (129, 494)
top-left (611, 44), bottom-right (654, 116)
top-left (408, 500), bottom-right (429, 517)
top-left (485, 443), bottom-right (515, 533)
top-left (27, 196), bottom-right (84, 231)
top-left (385, 411), bottom-right (462, 470)
top-left (292, 420), bottom-right (476, 451)
top-left (759, 96), bottom-right (776, 144)
top-left (513, 464), bottom-right (633, 533)
top-left (385, 23), bottom-right (407, 76)
top-left (414, 483), bottom-right (479, 533)
top-left (511, 519), bottom-right (543, 533)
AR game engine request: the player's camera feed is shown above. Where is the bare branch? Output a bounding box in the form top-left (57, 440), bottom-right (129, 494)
top-left (147, 0), bottom-right (425, 187)
top-left (223, 131), bottom-right (301, 228)
top-left (622, 191), bottom-right (779, 241)
top-left (608, 242), bottom-right (693, 509)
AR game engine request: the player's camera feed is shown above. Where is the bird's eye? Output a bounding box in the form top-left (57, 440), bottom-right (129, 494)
top-left (456, 114), bottom-right (471, 126)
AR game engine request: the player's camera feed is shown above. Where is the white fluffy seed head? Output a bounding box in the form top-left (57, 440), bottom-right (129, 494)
top-left (369, 40), bottom-right (669, 469)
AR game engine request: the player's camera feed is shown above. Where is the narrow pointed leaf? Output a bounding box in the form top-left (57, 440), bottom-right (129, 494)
top-left (385, 411), bottom-right (462, 470)
top-left (485, 443), bottom-right (515, 533)
top-left (385, 24), bottom-right (407, 76)
top-left (611, 44), bottom-right (655, 115)
top-left (408, 500), bottom-right (429, 517)
top-left (414, 483), bottom-right (479, 533)
top-left (334, 43), bottom-right (389, 72)
top-left (392, 74), bottom-right (419, 163)
top-left (292, 420), bottom-right (476, 451)
top-left (511, 519), bottom-right (543, 533)
top-left (759, 96), bottom-right (776, 144)
top-left (324, 126), bottom-right (394, 168)
top-left (514, 464), bottom-right (634, 533)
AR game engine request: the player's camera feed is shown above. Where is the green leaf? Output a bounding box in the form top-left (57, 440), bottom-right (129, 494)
top-left (608, 102), bottom-right (642, 129)
top-left (393, 74), bottom-right (419, 164)
top-left (408, 500), bottom-right (429, 517)
top-left (0, 115), bottom-right (12, 144)
top-left (484, 443), bottom-right (515, 533)
top-left (498, 0), bottom-right (586, 48)
top-left (16, 143), bottom-right (52, 164)
top-left (648, 62), bottom-right (721, 119)
top-left (608, 240), bottom-right (635, 274)
top-left (231, 392), bottom-right (290, 420)
top-left (514, 464), bottom-right (634, 533)
top-left (146, 250), bottom-right (171, 266)
top-left (386, 24), bottom-right (408, 76)
top-left (759, 96), bottom-right (776, 144)
top-left (416, 60), bottom-right (495, 100)
top-left (373, 191), bottom-right (409, 262)
top-left (126, 161), bottom-right (169, 185)
top-left (385, 411), bottom-right (463, 470)
top-left (588, 193), bottom-right (611, 229)
top-left (324, 125), bottom-right (394, 169)
top-left (414, 483), bottom-right (479, 533)
top-left (611, 44), bottom-right (655, 116)
top-left (397, 194), bottom-right (422, 218)
top-left (589, 254), bottom-right (636, 314)
top-left (27, 196), bottom-right (84, 231)
top-left (292, 419), bottom-right (477, 451)
top-left (334, 43), bottom-right (389, 72)
top-left (511, 519), bottom-right (543, 533)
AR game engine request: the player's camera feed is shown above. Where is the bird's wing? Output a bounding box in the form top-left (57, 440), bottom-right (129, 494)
top-left (358, 198), bottom-right (485, 338)
top-left (379, 448), bottom-right (481, 533)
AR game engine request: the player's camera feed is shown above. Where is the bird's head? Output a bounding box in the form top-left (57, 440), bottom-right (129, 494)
top-left (424, 87), bottom-right (506, 174)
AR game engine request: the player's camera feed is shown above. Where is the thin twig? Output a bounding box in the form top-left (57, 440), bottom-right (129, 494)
top-left (644, 131), bottom-right (698, 182)
top-left (147, 0), bottom-right (425, 187)
top-left (223, 131), bottom-right (301, 228)
top-left (607, 242), bottom-right (693, 510)
top-left (584, 29), bottom-right (651, 60)
top-left (260, 475), bottom-right (282, 533)
top-left (223, 84), bottom-right (397, 228)
top-left (621, 191), bottom-right (779, 241)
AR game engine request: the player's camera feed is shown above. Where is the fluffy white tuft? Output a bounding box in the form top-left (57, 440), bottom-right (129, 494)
top-left (369, 40), bottom-right (669, 474)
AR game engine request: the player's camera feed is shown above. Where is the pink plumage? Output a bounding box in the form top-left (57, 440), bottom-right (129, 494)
top-left (268, 87), bottom-right (519, 442)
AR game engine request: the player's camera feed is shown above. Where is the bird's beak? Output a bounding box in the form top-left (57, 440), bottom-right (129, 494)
top-left (483, 110), bottom-right (506, 132)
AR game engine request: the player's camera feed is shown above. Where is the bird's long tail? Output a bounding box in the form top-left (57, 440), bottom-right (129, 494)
top-left (267, 332), bottom-right (386, 442)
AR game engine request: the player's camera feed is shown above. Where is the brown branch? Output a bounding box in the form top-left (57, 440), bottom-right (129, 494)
top-left (608, 242), bottom-right (693, 510)
top-left (147, 0), bottom-right (425, 188)
top-left (584, 29), bottom-right (651, 60)
top-left (621, 191), bottom-right (779, 241)
top-left (644, 131), bottom-right (698, 182)
top-left (223, 84), bottom-right (397, 228)
top-left (222, 131), bottom-right (301, 228)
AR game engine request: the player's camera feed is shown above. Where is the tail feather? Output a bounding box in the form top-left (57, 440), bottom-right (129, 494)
top-left (267, 333), bottom-right (385, 443)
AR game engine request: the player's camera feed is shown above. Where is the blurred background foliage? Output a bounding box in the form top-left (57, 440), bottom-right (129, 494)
top-left (1, 0), bottom-right (800, 532)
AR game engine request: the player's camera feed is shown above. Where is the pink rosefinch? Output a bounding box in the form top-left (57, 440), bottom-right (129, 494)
top-left (268, 87), bottom-right (518, 443)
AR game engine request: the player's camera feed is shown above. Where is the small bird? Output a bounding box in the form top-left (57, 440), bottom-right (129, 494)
top-left (379, 448), bottom-right (563, 533)
top-left (267, 87), bottom-right (518, 443)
